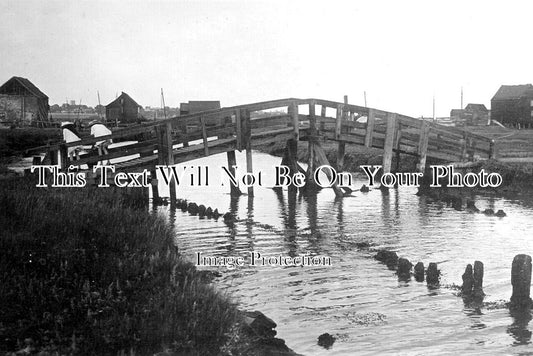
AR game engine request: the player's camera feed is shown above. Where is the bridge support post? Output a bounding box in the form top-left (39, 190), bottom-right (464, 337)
top-left (226, 150), bottom-right (242, 197)
top-left (336, 102), bottom-right (346, 170)
top-left (150, 169), bottom-right (160, 204)
top-left (242, 109), bottom-right (254, 196)
top-left (417, 121), bottom-right (430, 173)
top-left (382, 113), bottom-right (397, 174)
top-left (157, 123), bottom-right (176, 204)
top-left (306, 101), bottom-right (319, 189)
top-left (365, 108), bottom-right (376, 148)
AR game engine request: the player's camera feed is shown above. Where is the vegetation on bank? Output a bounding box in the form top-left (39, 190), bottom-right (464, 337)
top-left (0, 177), bottom-right (241, 355)
top-left (0, 128), bottom-right (60, 160)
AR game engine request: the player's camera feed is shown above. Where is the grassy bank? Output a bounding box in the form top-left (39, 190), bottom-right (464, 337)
top-left (0, 177), bottom-right (240, 355)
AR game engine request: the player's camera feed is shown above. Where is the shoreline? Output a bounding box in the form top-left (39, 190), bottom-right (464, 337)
top-left (0, 175), bottom-right (300, 356)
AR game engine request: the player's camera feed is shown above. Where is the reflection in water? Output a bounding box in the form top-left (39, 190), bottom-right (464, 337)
top-left (165, 151), bottom-right (533, 356)
top-left (508, 309), bottom-right (532, 345)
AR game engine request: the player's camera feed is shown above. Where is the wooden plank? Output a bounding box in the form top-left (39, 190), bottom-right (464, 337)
top-left (382, 113), bottom-right (397, 174)
top-left (313, 142), bottom-right (344, 198)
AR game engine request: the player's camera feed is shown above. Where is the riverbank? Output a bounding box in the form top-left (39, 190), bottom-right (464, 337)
top-left (0, 176), bottom-right (299, 356)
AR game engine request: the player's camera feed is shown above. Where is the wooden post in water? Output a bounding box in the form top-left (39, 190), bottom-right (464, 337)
top-left (394, 120), bottom-right (402, 172)
top-left (243, 108), bottom-right (254, 196)
top-left (473, 260), bottom-right (484, 298)
top-left (336, 102), bottom-right (346, 170)
top-left (313, 142), bottom-right (344, 198)
top-left (235, 109), bottom-right (242, 151)
top-left (461, 264), bottom-right (474, 296)
top-left (289, 101), bottom-right (299, 140)
top-left (511, 254), bottom-right (532, 309)
top-left (226, 150), bottom-right (241, 197)
top-left (365, 108), bottom-right (376, 148)
top-left (382, 113), bottom-right (397, 174)
top-left (200, 115), bottom-right (209, 156)
top-left (150, 169), bottom-right (160, 203)
top-left (320, 104), bottom-right (326, 134)
top-left (417, 121), bottom-right (430, 173)
top-left (164, 122), bottom-right (176, 204)
top-left (307, 100), bottom-right (318, 188)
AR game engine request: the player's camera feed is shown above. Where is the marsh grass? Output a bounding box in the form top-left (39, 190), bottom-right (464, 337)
top-left (0, 177), bottom-right (239, 355)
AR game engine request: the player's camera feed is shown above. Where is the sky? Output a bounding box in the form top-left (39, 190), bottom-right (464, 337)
top-left (1, 0), bottom-right (532, 117)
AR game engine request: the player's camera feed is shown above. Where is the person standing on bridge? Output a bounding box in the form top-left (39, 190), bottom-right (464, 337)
top-left (61, 122), bottom-right (82, 161)
top-left (89, 120), bottom-right (113, 164)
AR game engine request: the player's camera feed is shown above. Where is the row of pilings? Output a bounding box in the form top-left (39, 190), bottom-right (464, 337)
top-left (375, 248), bottom-right (533, 310)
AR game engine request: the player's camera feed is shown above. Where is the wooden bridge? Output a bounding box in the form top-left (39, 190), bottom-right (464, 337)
top-left (30, 97), bottom-right (497, 198)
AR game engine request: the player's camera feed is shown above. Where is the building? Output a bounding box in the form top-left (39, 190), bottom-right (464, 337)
top-left (105, 92), bottom-right (141, 123)
top-left (449, 103), bottom-right (489, 126)
top-left (179, 101), bottom-right (221, 116)
top-left (0, 76), bottom-right (49, 126)
top-left (491, 84), bottom-right (533, 128)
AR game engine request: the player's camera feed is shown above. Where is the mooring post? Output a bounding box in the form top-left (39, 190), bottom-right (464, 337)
top-left (510, 254), bottom-right (532, 309)
top-left (382, 113), bottom-right (397, 174)
top-left (243, 108), bottom-right (254, 196)
top-left (164, 122), bottom-right (176, 204)
top-left (226, 150), bottom-right (242, 197)
top-left (364, 108), bottom-right (376, 148)
top-left (417, 121), bottom-right (430, 173)
top-left (335, 102), bottom-right (346, 170)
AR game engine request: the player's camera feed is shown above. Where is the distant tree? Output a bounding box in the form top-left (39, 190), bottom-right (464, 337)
top-left (50, 104), bottom-right (61, 113)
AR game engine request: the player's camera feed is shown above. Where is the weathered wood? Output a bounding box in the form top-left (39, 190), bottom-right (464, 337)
top-left (307, 101), bottom-right (317, 187)
top-left (336, 104), bottom-right (346, 170)
top-left (200, 115), bottom-right (209, 156)
top-left (150, 169), bottom-right (160, 202)
top-left (163, 122), bottom-right (176, 203)
top-left (235, 109), bottom-right (242, 151)
top-left (511, 254), bottom-right (532, 309)
top-left (417, 121), bottom-right (430, 172)
top-left (313, 142), bottom-right (344, 198)
top-left (226, 150), bottom-right (241, 197)
top-left (289, 101), bottom-right (299, 140)
top-left (382, 113), bottom-right (397, 174)
top-left (243, 109), bottom-right (254, 196)
top-left (365, 108), bottom-right (376, 148)
top-left (59, 144), bottom-right (68, 170)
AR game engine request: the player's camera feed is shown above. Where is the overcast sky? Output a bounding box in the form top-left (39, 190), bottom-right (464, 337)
top-left (1, 0), bottom-right (532, 117)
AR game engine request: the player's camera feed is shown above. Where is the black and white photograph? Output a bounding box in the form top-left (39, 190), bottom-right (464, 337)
top-left (2, 1), bottom-right (533, 355)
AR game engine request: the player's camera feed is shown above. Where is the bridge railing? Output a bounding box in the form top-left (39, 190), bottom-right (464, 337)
top-left (31, 97), bottom-right (495, 172)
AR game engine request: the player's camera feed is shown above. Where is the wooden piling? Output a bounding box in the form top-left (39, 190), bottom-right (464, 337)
top-left (364, 108), bottom-right (376, 148)
top-left (335, 103), bottom-right (345, 170)
top-left (417, 121), bottom-right (430, 173)
top-left (226, 151), bottom-right (241, 196)
top-left (150, 169), bottom-right (160, 203)
top-left (397, 257), bottom-right (412, 280)
top-left (243, 109), bottom-right (254, 196)
top-left (510, 254), bottom-right (532, 309)
top-left (235, 109), bottom-right (242, 151)
top-left (414, 262), bottom-right (425, 282)
top-left (200, 115), bottom-right (209, 156)
top-left (289, 101), bottom-right (299, 140)
top-left (307, 101), bottom-right (318, 188)
top-left (426, 262), bottom-right (440, 286)
top-left (461, 264), bottom-right (474, 296)
top-left (382, 113), bottom-right (397, 174)
top-left (473, 261), bottom-right (484, 298)
top-left (59, 144), bottom-right (68, 170)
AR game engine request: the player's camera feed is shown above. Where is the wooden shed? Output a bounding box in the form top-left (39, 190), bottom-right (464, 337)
top-left (491, 84), bottom-right (533, 128)
top-left (0, 76), bottom-right (49, 126)
top-left (105, 92), bottom-right (141, 124)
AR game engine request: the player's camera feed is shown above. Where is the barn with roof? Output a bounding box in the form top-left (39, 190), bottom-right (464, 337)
top-left (105, 92), bottom-right (141, 124)
top-left (491, 84), bottom-right (533, 128)
top-left (0, 76), bottom-right (49, 126)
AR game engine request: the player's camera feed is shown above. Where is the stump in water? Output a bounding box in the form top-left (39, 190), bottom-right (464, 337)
top-left (473, 261), bottom-right (484, 298)
top-left (426, 263), bottom-right (440, 287)
top-left (462, 264), bottom-right (474, 295)
top-left (374, 250), bottom-right (399, 270)
top-left (317, 333), bottom-right (336, 349)
top-left (510, 254), bottom-right (532, 309)
top-left (414, 262), bottom-right (425, 282)
top-left (397, 258), bottom-right (412, 280)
